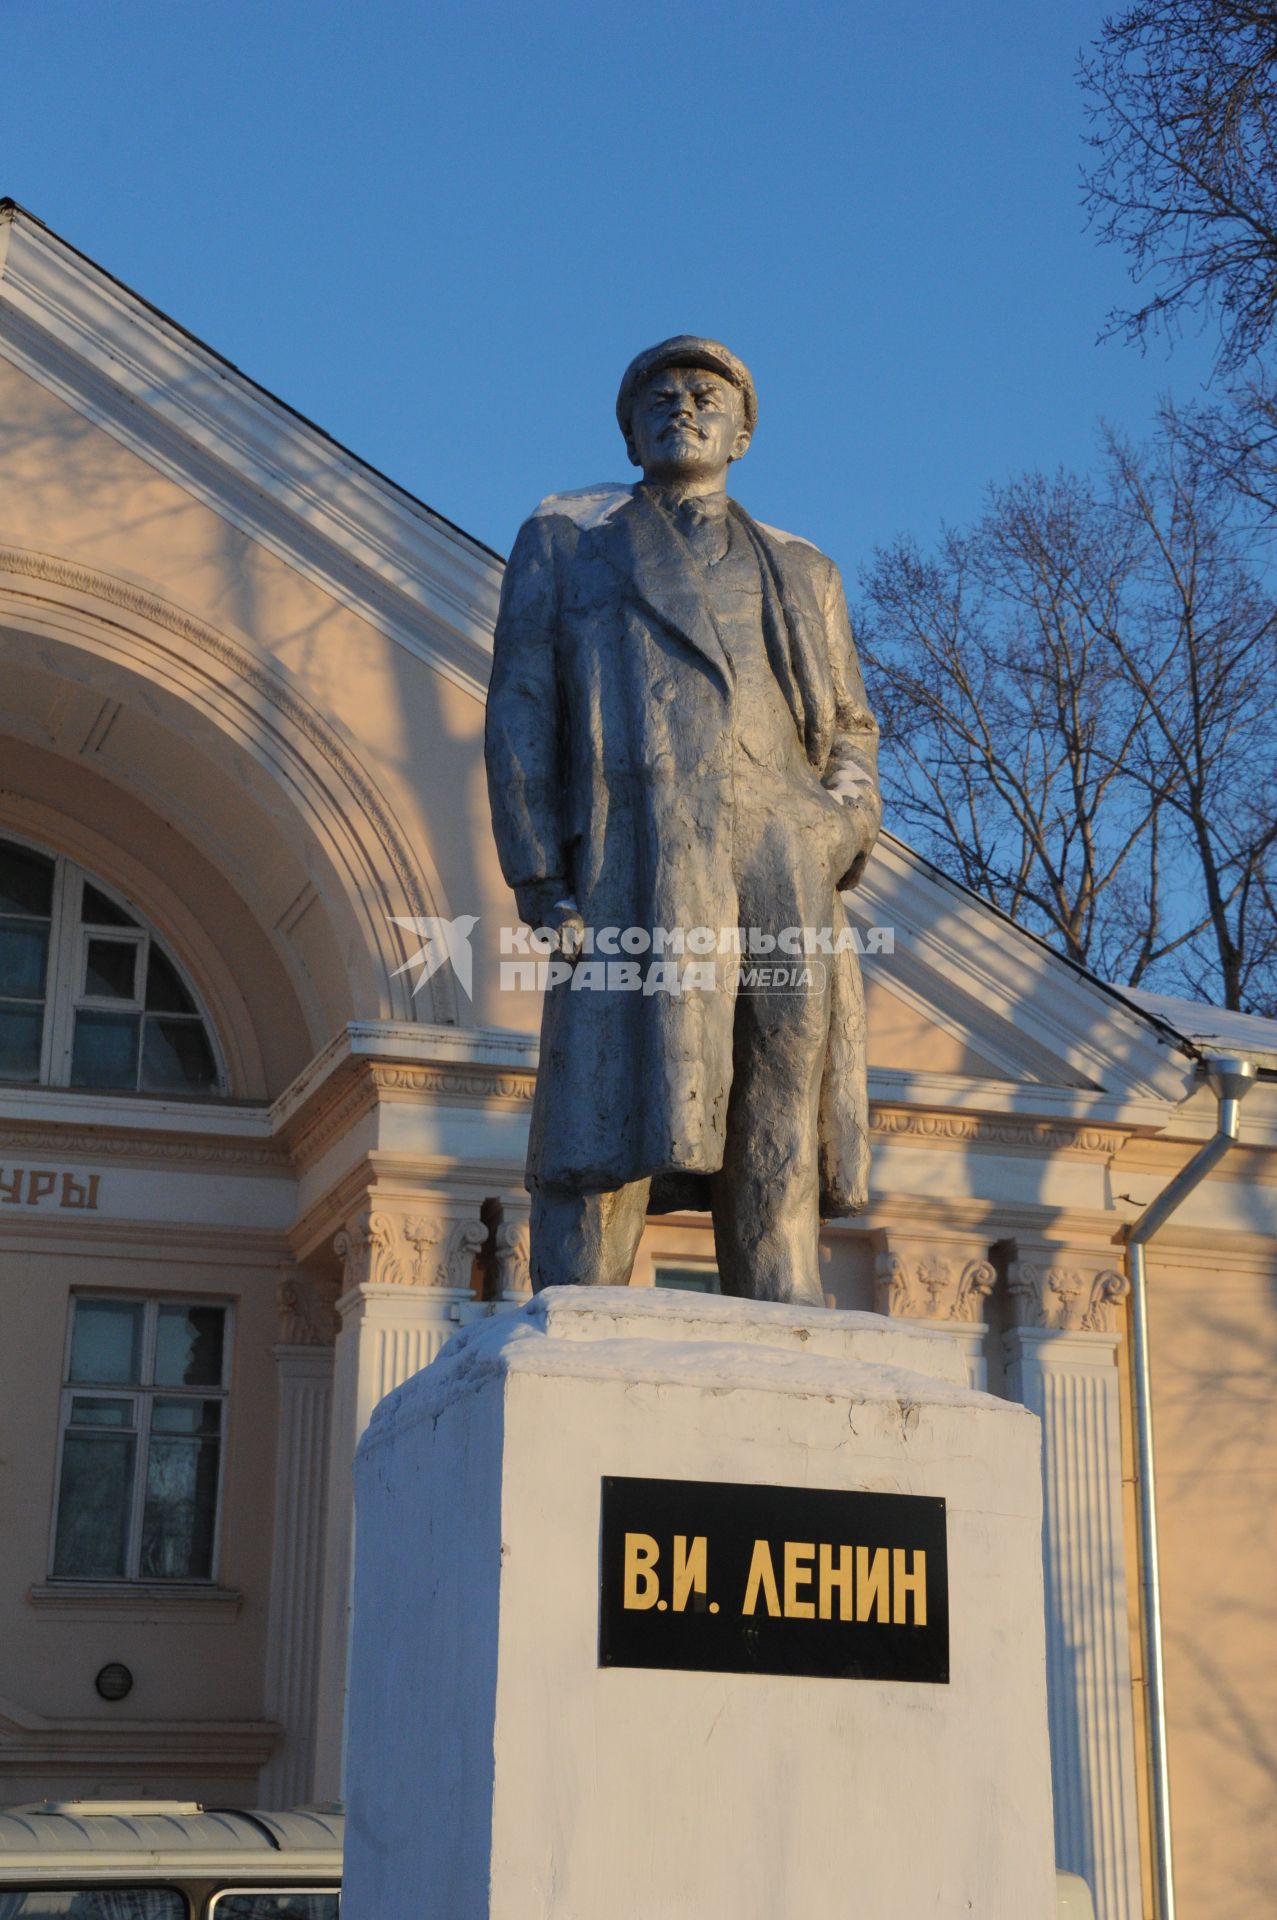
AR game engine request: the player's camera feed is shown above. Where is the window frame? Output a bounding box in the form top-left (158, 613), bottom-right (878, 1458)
top-left (208, 1890), bottom-right (341, 1920)
top-left (48, 1293), bottom-right (234, 1587)
top-left (0, 832), bottom-right (226, 1098)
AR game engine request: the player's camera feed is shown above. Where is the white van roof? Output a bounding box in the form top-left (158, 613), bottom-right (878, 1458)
top-left (0, 1805), bottom-right (344, 1879)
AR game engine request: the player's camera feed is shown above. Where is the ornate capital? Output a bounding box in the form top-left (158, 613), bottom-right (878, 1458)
top-left (333, 1200), bottom-right (486, 1294)
top-left (1008, 1258), bottom-right (1130, 1333)
top-left (440, 1216), bottom-right (490, 1291)
top-left (334, 1209), bottom-right (413, 1289)
top-left (874, 1238), bottom-right (996, 1324)
top-left (495, 1217), bottom-right (532, 1297)
top-left (276, 1269), bottom-right (340, 1345)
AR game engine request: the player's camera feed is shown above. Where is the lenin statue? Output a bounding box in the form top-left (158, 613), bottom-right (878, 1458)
top-left (485, 337), bottom-right (881, 1307)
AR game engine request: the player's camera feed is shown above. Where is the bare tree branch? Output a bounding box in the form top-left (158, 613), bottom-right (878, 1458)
top-left (858, 417), bottom-right (1277, 1009)
top-left (1080, 2), bottom-right (1277, 374)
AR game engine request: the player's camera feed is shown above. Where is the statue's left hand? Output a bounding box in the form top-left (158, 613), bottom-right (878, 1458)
top-left (514, 881), bottom-right (587, 962)
top-left (827, 793), bottom-right (877, 892)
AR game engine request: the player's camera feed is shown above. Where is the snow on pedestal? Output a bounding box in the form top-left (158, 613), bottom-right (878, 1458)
top-left (343, 1286), bottom-right (1057, 1920)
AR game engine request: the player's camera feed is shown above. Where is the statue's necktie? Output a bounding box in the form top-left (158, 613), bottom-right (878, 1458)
top-left (675, 493), bottom-right (731, 566)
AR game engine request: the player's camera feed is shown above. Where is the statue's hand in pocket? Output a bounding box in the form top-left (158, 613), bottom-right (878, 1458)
top-left (821, 792), bottom-right (873, 891)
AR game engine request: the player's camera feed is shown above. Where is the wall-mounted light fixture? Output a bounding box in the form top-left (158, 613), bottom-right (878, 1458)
top-left (94, 1663), bottom-right (133, 1702)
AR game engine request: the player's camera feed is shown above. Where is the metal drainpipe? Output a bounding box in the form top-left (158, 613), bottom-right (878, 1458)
top-left (1124, 1053), bottom-right (1258, 1920)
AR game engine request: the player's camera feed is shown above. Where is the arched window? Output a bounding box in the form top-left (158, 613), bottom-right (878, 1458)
top-left (0, 834), bottom-right (224, 1097)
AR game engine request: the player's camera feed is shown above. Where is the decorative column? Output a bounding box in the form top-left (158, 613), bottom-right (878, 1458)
top-left (259, 1270), bottom-right (337, 1808)
top-left (1004, 1249), bottom-right (1143, 1920)
top-left (872, 1231), bottom-right (995, 1387)
top-left (312, 1195), bottom-right (487, 1800)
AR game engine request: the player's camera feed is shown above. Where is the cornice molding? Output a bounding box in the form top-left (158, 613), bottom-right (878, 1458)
top-left (0, 1705), bottom-right (279, 1773)
top-left (369, 1061), bottom-right (536, 1104)
top-left (0, 1216), bottom-right (292, 1260)
top-left (0, 1120), bottom-right (289, 1174)
top-left (870, 1104), bottom-right (1125, 1157)
top-left (0, 1083), bottom-right (274, 1139)
top-left (286, 1074), bottom-right (380, 1174)
top-left (285, 1056), bottom-right (1132, 1176)
top-left (1112, 1133), bottom-right (1277, 1185)
top-left (0, 209), bottom-right (501, 701)
top-left (1109, 1225), bottom-right (1277, 1270)
top-left (282, 1055), bottom-right (537, 1175)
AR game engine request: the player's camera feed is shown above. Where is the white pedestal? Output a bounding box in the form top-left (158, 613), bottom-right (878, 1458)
top-left (344, 1287), bottom-right (1057, 1920)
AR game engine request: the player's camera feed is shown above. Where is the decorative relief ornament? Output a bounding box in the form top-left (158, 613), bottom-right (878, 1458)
top-left (1008, 1261), bottom-right (1130, 1333)
top-left (333, 1209), bottom-right (413, 1290)
top-left (333, 1204), bottom-right (487, 1293)
top-left (368, 1064), bottom-right (535, 1104)
top-left (868, 1108), bottom-right (1122, 1156)
top-left (443, 1217), bottom-right (489, 1291)
top-left (874, 1246), bottom-right (996, 1323)
top-left (495, 1218), bottom-right (532, 1296)
top-left (275, 1269), bottom-right (340, 1345)
top-left (402, 1214), bottom-right (445, 1285)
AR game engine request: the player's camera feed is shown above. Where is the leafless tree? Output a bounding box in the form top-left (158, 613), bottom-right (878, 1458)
top-left (1176, 371), bottom-right (1277, 519)
top-left (1080, 2), bottom-right (1277, 375)
top-left (858, 417), bottom-right (1277, 1011)
top-left (1103, 419), bottom-right (1277, 1005)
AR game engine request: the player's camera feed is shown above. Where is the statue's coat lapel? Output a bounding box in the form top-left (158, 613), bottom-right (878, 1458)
top-left (601, 488), bottom-right (734, 686)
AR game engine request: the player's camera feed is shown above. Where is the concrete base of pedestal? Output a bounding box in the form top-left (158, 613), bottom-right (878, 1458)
top-left (344, 1287), bottom-right (1056, 1920)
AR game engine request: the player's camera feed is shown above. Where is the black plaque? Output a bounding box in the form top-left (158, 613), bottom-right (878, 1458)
top-left (599, 1476), bottom-right (948, 1682)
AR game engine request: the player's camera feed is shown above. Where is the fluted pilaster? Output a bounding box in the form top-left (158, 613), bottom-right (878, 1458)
top-left (260, 1328), bottom-right (333, 1807)
top-left (1006, 1253), bottom-right (1142, 1920)
top-left (312, 1192), bottom-right (486, 1799)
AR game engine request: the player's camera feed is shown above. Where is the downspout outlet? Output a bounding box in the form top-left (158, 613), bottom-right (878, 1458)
top-left (1202, 1053), bottom-right (1258, 1113)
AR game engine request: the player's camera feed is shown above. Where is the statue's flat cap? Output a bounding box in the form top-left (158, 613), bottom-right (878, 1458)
top-left (616, 336), bottom-right (757, 437)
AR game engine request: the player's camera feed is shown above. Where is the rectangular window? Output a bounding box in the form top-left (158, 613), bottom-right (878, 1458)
top-left (51, 1296), bottom-right (231, 1582)
top-left (654, 1264), bottom-right (722, 1295)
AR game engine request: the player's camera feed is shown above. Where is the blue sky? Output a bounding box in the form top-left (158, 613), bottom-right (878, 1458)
top-left (6, 0), bottom-right (1220, 576)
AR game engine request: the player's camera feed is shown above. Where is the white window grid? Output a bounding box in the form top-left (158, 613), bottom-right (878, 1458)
top-left (0, 831), bottom-right (226, 1096)
top-left (49, 1293), bottom-right (234, 1585)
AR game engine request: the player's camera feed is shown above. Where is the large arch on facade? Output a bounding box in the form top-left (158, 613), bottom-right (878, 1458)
top-left (0, 550), bottom-right (462, 1072)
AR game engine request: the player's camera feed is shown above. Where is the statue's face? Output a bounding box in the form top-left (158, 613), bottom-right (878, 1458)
top-left (627, 365), bottom-right (751, 485)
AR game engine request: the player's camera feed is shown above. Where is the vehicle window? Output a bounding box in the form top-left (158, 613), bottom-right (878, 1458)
top-left (210, 1895), bottom-right (338, 1920)
top-left (0, 1890), bottom-right (187, 1920)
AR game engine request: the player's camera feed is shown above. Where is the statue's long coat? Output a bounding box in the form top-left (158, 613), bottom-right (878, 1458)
top-left (485, 483), bottom-right (881, 1215)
